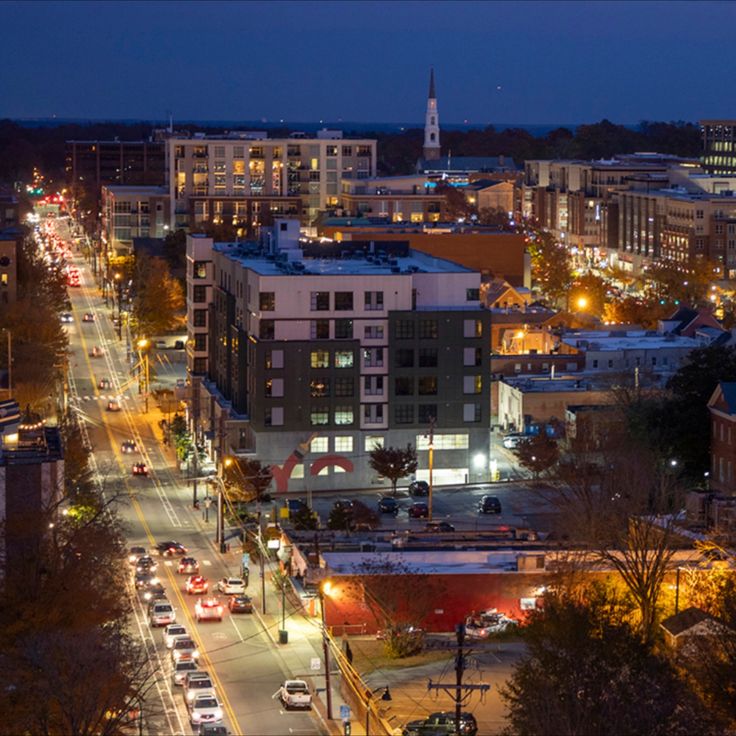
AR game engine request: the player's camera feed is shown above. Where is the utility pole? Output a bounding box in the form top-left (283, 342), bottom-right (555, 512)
top-left (319, 584), bottom-right (334, 720)
top-left (427, 416), bottom-right (435, 521)
top-left (427, 624), bottom-right (489, 735)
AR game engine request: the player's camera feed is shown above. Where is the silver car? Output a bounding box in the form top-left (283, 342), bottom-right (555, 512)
top-left (163, 624), bottom-right (188, 648)
top-left (172, 659), bottom-right (199, 687)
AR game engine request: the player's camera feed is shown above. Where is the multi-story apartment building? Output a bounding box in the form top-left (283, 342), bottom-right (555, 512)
top-left (168, 130), bottom-right (377, 229)
top-left (65, 139), bottom-right (166, 225)
top-left (701, 120), bottom-right (736, 175)
top-left (520, 155), bottom-right (699, 257)
top-left (100, 185), bottom-right (169, 256)
top-left (339, 175), bottom-right (446, 222)
top-left (189, 220), bottom-right (491, 492)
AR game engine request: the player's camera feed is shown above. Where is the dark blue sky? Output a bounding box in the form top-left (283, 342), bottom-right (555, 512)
top-left (2, 0), bottom-right (735, 125)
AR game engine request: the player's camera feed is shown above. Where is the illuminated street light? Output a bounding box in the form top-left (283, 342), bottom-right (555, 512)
top-left (576, 296), bottom-right (588, 310)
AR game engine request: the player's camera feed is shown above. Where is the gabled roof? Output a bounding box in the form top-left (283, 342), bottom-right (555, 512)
top-left (709, 382), bottom-right (736, 415)
top-left (661, 607), bottom-right (711, 637)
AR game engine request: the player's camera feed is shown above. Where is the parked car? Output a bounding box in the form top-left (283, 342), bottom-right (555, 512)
top-left (407, 502), bottom-right (429, 519)
top-left (217, 577), bottom-right (246, 595)
top-left (502, 434), bottom-right (526, 450)
top-left (424, 521), bottom-right (455, 533)
top-left (228, 595), bottom-right (253, 614)
top-left (178, 557), bottom-right (200, 575)
top-left (186, 576), bottom-right (209, 595)
top-left (195, 598), bottom-right (224, 622)
top-left (132, 462), bottom-right (149, 476)
top-left (286, 498), bottom-right (309, 514)
top-left (464, 609), bottom-right (518, 638)
top-left (408, 480), bottom-right (430, 497)
top-left (278, 680), bottom-right (312, 710)
top-left (332, 499), bottom-right (354, 513)
top-left (402, 711), bottom-right (478, 736)
top-left (378, 496), bottom-right (399, 514)
top-left (478, 495), bottom-right (502, 515)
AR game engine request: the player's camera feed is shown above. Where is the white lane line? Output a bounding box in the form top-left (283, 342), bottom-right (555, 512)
top-left (202, 560), bottom-right (212, 566)
top-left (229, 615), bottom-right (245, 643)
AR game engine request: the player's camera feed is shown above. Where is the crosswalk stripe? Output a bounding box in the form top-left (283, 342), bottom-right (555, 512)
top-left (202, 560), bottom-right (212, 567)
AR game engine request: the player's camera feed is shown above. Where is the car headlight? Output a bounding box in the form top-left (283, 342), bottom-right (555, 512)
top-left (150, 577), bottom-right (159, 585)
top-left (143, 592), bottom-right (152, 600)
top-left (192, 649), bottom-right (199, 658)
top-left (187, 692), bottom-right (195, 701)
top-left (214, 709), bottom-right (223, 719)
top-left (192, 712), bottom-right (201, 721)
top-left (173, 651), bottom-right (181, 659)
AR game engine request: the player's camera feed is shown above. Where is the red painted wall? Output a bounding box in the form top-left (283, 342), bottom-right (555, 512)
top-left (323, 573), bottom-right (548, 634)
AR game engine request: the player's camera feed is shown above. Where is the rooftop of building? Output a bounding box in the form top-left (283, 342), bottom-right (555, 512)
top-left (561, 329), bottom-right (701, 351)
top-left (214, 238), bottom-right (476, 277)
top-left (318, 219), bottom-right (521, 236)
top-left (101, 184), bottom-right (168, 195)
top-left (418, 155), bottom-right (518, 172)
top-left (500, 374), bottom-right (612, 392)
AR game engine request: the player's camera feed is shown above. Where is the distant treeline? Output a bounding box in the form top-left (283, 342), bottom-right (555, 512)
top-left (0, 117), bottom-right (702, 185)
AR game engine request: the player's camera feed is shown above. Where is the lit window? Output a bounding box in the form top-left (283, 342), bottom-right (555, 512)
top-left (310, 350), bottom-right (330, 368)
top-left (310, 437), bottom-right (328, 453)
top-left (334, 406), bottom-right (354, 425)
top-left (416, 434), bottom-right (469, 450)
top-left (335, 436), bottom-right (353, 452)
top-left (335, 351), bottom-right (354, 368)
top-left (364, 435), bottom-right (384, 451)
top-left (310, 409), bottom-right (329, 427)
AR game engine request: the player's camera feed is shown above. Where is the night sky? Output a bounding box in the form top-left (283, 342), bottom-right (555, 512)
top-left (2, 0), bottom-right (735, 125)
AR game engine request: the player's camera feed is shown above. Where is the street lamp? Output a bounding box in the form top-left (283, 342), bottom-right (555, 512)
top-left (114, 272), bottom-right (123, 340)
top-left (365, 686), bottom-right (392, 735)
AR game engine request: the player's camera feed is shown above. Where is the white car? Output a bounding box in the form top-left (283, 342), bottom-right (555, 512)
top-left (60, 312), bottom-right (73, 323)
top-left (171, 636), bottom-right (199, 663)
top-left (163, 624), bottom-right (188, 648)
top-left (195, 597), bottom-right (224, 622)
top-left (189, 693), bottom-right (223, 727)
top-left (502, 434), bottom-right (526, 449)
top-left (184, 672), bottom-right (215, 704)
top-left (172, 659), bottom-right (199, 687)
top-left (278, 680), bottom-right (312, 710)
top-left (149, 601), bottom-right (176, 627)
top-left (217, 577), bottom-right (246, 595)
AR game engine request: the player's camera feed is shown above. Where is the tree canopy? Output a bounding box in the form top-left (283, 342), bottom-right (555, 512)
top-left (368, 443), bottom-right (418, 495)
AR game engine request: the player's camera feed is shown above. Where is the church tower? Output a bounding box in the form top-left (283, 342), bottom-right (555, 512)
top-left (423, 68), bottom-right (440, 161)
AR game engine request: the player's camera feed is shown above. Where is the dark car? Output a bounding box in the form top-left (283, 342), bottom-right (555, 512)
top-left (198, 725), bottom-right (228, 736)
top-left (424, 521), bottom-right (455, 533)
top-left (409, 480), bottom-right (429, 497)
top-left (332, 499), bottom-right (354, 513)
top-left (135, 555), bottom-right (158, 574)
top-left (286, 498), bottom-right (309, 514)
top-left (134, 571), bottom-right (158, 590)
top-left (402, 711), bottom-right (478, 736)
top-left (407, 502), bottom-right (429, 519)
top-left (178, 557), bottom-right (199, 575)
top-left (478, 495), bottom-right (502, 514)
top-left (378, 496), bottom-right (399, 514)
top-left (229, 595), bottom-right (253, 614)
top-left (128, 545), bottom-right (147, 564)
top-left (154, 541), bottom-right (188, 557)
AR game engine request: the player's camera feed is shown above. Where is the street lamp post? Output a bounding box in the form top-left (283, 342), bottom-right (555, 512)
top-left (136, 339), bottom-right (150, 413)
top-left (319, 582), bottom-right (334, 721)
top-left (114, 272), bottom-right (123, 340)
top-left (427, 417), bottom-right (435, 522)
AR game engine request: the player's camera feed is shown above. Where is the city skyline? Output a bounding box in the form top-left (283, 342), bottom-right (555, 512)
top-left (2, 0), bottom-right (735, 125)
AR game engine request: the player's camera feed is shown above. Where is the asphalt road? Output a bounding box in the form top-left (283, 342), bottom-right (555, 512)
top-left (56, 219), bottom-right (327, 736)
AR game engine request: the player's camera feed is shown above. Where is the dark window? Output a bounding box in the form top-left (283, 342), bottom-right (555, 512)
top-left (418, 376), bottom-right (437, 395)
top-left (259, 320), bottom-right (275, 339)
top-left (259, 292), bottom-right (275, 311)
top-left (194, 334), bottom-right (207, 352)
top-left (193, 309), bottom-right (207, 327)
top-left (418, 405), bottom-right (437, 424)
top-left (193, 285), bottom-right (207, 303)
top-left (394, 405), bottom-right (414, 424)
top-left (395, 320), bottom-right (415, 339)
top-left (334, 292), bottom-right (354, 311)
top-left (466, 288), bottom-right (480, 302)
top-left (418, 319), bottom-right (438, 339)
top-left (310, 378), bottom-right (330, 398)
top-left (395, 348), bottom-right (414, 368)
top-left (193, 357), bottom-right (207, 374)
top-left (395, 377), bottom-right (414, 396)
top-left (335, 319), bottom-right (353, 339)
top-left (334, 377), bottom-right (354, 397)
top-left (418, 348), bottom-right (438, 367)
top-left (311, 320), bottom-right (330, 339)
top-left (364, 291), bottom-right (384, 311)
top-left (311, 292), bottom-right (330, 311)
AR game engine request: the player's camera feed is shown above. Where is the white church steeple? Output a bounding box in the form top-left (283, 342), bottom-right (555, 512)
top-left (423, 67), bottom-right (440, 161)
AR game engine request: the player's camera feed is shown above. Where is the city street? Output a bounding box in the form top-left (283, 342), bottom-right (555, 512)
top-left (59, 220), bottom-right (330, 736)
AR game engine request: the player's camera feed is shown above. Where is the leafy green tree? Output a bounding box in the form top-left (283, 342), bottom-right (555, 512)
top-left (501, 588), bottom-right (712, 736)
top-left (525, 228), bottom-right (573, 306)
top-left (327, 506), bottom-right (354, 532)
top-left (291, 506), bottom-right (319, 531)
top-left (229, 458), bottom-right (273, 502)
top-left (368, 443), bottom-right (418, 496)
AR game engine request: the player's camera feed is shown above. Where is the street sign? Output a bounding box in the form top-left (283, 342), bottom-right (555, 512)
top-left (310, 657), bottom-right (321, 671)
top-left (340, 704), bottom-right (351, 721)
